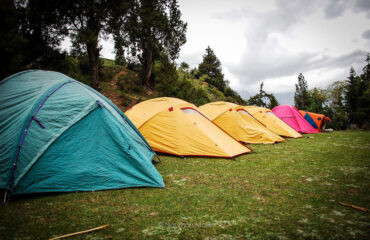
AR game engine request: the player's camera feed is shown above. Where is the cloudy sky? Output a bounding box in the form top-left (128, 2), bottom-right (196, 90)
top-left (97, 0), bottom-right (370, 104)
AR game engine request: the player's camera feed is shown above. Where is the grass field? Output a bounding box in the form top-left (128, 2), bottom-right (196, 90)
top-left (1, 131), bottom-right (369, 239)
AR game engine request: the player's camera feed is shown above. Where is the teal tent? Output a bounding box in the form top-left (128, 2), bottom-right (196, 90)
top-left (0, 70), bottom-right (164, 196)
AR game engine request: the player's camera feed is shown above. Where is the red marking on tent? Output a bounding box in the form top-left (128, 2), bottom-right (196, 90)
top-left (168, 107), bottom-right (173, 112)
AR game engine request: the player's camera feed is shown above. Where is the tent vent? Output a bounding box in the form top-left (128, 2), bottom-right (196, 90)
top-left (96, 100), bottom-right (104, 108)
top-left (181, 108), bottom-right (202, 116)
top-left (238, 110), bottom-right (253, 117)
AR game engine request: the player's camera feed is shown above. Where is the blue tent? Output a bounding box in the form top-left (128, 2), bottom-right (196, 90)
top-left (0, 70), bottom-right (164, 196)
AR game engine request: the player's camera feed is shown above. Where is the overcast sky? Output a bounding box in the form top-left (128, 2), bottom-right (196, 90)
top-left (96, 0), bottom-right (370, 104)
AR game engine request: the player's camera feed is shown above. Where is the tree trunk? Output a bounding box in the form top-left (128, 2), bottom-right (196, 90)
top-left (141, 45), bottom-right (153, 90)
top-left (86, 40), bottom-right (100, 90)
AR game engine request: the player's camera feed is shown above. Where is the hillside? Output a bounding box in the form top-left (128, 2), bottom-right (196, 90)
top-left (99, 58), bottom-right (245, 112)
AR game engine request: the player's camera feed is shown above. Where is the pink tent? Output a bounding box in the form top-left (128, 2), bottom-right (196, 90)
top-left (272, 105), bottom-right (319, 134)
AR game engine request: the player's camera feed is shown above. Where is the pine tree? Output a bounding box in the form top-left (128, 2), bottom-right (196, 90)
top-left (198, 46), bottom-right (226, 91)
top-left (345, 67), bottom-right (359, 124)
top-left (294, 73), bottom-right (311, 110)
top-left (268, 94), bottom-right (279, 109)
top-left (355, 54), bottom-right (370, 128)
top-left (248, 82), bottom-right (279, 108)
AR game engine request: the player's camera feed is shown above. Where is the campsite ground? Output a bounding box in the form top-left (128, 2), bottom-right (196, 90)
top-left (1, 131), bottom-right (369, 239)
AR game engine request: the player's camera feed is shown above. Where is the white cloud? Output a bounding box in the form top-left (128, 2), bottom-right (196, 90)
top-left (175, 0), bottom-right (370, 103)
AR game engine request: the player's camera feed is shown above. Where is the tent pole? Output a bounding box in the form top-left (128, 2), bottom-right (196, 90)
top-left (3, 190), bottom-right (8, 203)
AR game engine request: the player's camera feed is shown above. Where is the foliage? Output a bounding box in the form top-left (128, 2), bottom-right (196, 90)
top-left (65, 0), bottom-right (134, 89)
top-left (0, 0), bottom-right (73, 79)
top-left (321, 82), bottom-right (347, 130)
top-left (344, 67), bottom-right (359, 124)
top-left (248, 82), bottom-right (279, 109)
top-left (152, 54), bottom-right (180, 96)
top-left (294, 73), bottom-right (312, 110)
top-left (296, 54), bottom-right (370, 130)
top-left (353, 54), bottom-right (370, 129)
top-left (343, 54), bottom-right (370, 129)
top-left (180, 62), bottom-right (189, 70)
top-left (152, 55), bottom-right (210, 106)
top-left (123, 0), bottom-right (187, 88)
top-left (1, 131), bottom-right (369, 239)
top-left (198, 46), bottom-right (226, 91)
top-left (101, 58), bottom-right (123, 69)
top-left (0, 0), bottom-right (27, 79)
top-left (116, 71), bottom-right (143, 93)
top-left (307, 87), bottom-right (327, 114)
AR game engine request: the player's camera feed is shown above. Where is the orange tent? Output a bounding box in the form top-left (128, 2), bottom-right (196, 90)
top-left (299, 110), bottom-right (330, 131)
top-left (125, 97), bottom-right (251, 158)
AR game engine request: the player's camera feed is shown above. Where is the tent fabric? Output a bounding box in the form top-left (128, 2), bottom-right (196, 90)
top-left (125, 97), bottom-right (251, 158)
top-left (243, 106), bottom-right (302, 138)
top-left (301, 112), bottom-right (319, 129)
top-left (272, 105), bottom-right (319, 134)
top-left (199, 101), bottom-right (285, 144)
top-left (299, 110), bottom-right (330, 131)
top-left (0, 70), bottom-right (164, 195)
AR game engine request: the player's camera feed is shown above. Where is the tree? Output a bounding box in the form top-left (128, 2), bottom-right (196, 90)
top-left (180, 62), bottom-right (189, 71)
top-left (344, 67), bottom-right (359, 124)
top-left (268, 94), bottom-right (279, 109)
top-left (248, 82), bottom-right (279, 108)
top-left (5, 0), bottom-right (70, 77)
top-left (326, 81), bottom-right (347, 129)
top-left (294, 73), bottom-right (311, 110)
top-left (65, 0), bottom-right (134, 90)
top-left (248, 82), bottom-right (266, 107)
top-left (362, 53), bottom-right (370, 79)
top-left (0, 0), bottom-right (27, 79)
top-left (308, 87), bottom-right (328, 113)
top-left (198, 46), bottom-right (226, 91)
top-left (354, 54), bottom-right (370, 128)
top-left (124, 0), bottom-right (187, 89)
top-left (152, 54), bottom-right (179, 96)
top-left (16, 0), bottom-right (133, 89)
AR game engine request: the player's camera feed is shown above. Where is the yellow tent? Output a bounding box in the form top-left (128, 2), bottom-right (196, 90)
top-left (243, 106), bottom-right (302, 138)
top-left (199, 101), bottom-right (285, 144)
top-left (125, 97), bottom-right (251, 158)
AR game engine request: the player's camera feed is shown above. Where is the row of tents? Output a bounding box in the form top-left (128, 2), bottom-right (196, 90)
top-left (0, 71), bottom-right (330, 198)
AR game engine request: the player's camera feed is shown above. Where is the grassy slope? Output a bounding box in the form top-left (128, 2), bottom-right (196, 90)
top-left (98, 59), bottom-right (234, 112)
top-left (1, 131), bottom-right (369, 239)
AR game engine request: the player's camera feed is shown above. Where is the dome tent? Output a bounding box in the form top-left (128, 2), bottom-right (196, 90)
top-left (125, 97), bottom-right (251, 158)
top-left (272, 105), bottom-right (319, 134)
top-left (299, 110), bottom-right (330, 131)
top-left (199, 101), bottom-right (285, 144)
top-left (243, 106), bottom-right (302, 138)
top-left (0, 70), bottom-right (164, 197)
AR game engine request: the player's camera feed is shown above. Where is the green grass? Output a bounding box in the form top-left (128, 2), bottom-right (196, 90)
top-left (101, 58), bottom-right (122, 69)
top-left (1, 131), bottom-right (369, 239)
